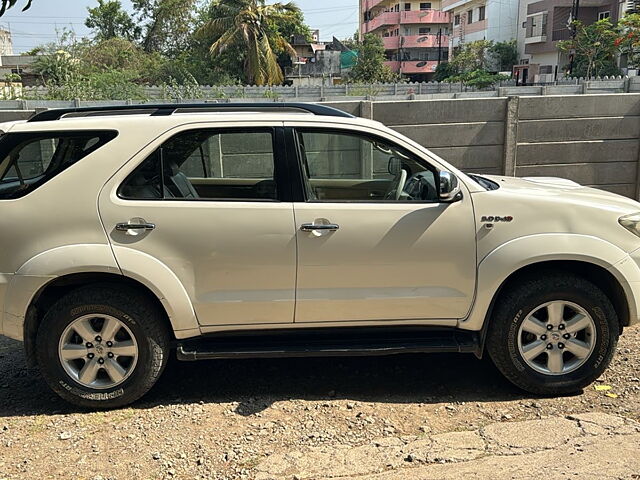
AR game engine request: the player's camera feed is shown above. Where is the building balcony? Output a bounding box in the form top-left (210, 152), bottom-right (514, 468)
top-left (364, 10), bottom-right (451, 33)
top-left (384, 60), bottom-right (439, 74)
top-left (382, 34), bottom-right (450, 50)
top-left (363, 0), bottom-right (389, 9)
top-left (441, 0), bottom-right (472, 12)
top-left (524, 35), bottom-right (547, 44)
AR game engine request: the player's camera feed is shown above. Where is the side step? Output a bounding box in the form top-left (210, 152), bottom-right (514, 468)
top-left (176, 327), bottom-right (480, 361)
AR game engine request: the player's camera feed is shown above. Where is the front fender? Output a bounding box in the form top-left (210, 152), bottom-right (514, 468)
top-left (459, 234), bottom-right (640, 331)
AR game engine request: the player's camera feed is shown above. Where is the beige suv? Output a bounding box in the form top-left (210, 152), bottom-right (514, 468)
top-left (1, 103), bottom-right (639, 408)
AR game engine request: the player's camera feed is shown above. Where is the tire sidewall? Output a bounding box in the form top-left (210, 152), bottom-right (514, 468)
top-left (503, 286), bottom-right (613, 389)
top-left (38, 299), bottom-right (161, 406)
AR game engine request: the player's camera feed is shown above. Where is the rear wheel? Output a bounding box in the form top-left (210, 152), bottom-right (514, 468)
top-left (36, 285), bottom-right (170, 409)
top-left (487, 272), bottom-right (619, 395)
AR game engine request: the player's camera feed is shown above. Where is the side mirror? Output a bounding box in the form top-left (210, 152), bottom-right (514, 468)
top-left (439, 170), bottom-right (462, 202)
top-left (388, 157), bottom-right (402, 176)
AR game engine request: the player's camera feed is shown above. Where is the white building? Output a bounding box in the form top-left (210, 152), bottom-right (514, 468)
top-left (442, 0), bottom-right (519, 54)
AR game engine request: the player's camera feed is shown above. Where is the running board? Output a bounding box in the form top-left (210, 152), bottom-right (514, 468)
top-left (176, 328), bottom-right (480, 361)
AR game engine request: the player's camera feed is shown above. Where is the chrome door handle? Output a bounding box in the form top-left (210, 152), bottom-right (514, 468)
top-left (116, 222), bottom-right (156, 232)
top-left (300, 223), bottom-right (340, 232)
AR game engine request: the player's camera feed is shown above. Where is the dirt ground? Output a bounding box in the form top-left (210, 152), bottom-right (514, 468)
top-left (1, 325), bottom-right (640, 480)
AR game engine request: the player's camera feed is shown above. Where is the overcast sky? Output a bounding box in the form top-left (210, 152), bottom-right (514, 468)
top-left (0, 0), bottom-right (359, 54)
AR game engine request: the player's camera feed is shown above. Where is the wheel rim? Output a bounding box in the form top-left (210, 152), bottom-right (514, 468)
top-left (58, 314), bottom-right (139, 390)
top-left (517, 300), bottom-right (596, 376)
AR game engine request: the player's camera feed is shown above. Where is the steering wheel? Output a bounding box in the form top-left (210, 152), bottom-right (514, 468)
top-left (384, 168), bottom-right (408, 200)
top-left (403, 171), bottom-right (437, 201)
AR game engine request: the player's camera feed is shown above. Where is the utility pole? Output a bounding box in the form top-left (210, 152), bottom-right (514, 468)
top-left (568, 0), bottom-right (580, 75)
top-left (437, 28), bottom-right (443, 65)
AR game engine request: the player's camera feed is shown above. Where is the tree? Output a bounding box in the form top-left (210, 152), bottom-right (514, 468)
top-left (86, 0), bottom-right (140, 42)
top-left (433, 61), bottom-right (458, 82)
top-left (450, 40), bottom-right (492, 72)
top-left (132, 0), bottom-right (198, 54)
top-left (349, 33), bottom-right (401, 83)
top-left (558, 19), bottom-right (620, 78)
top-left (490, 40), bottom-right (517, 72)
top-left (616, 13), bottom-right (640, 69)
top-left (198, 0), bottom-right (301, 86)
top-left (0, 0), bottom-right (32, 16)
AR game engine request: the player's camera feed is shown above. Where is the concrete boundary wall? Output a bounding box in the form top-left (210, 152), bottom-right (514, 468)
top-left (1, 93), bottom-right (640, 200)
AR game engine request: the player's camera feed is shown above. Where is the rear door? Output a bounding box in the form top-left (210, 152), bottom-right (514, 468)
top-left (286, 122), bottom-right (477, 324)
top-left (99, 123), bottom-right (297, 327)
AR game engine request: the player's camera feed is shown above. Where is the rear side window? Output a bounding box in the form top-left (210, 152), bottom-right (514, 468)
top-left (0, 130), bottom-right (117, 199)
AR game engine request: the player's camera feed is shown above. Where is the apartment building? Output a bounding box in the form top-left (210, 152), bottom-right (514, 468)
top-left (442, 0), bottom-right (519, 56)
top-left (515, 0), bottom-right (625, 84)
top-left (360, 0), bottom-right (450, 80)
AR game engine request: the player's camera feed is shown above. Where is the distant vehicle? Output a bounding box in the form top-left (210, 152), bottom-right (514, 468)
top-left (0, 103), bottom-right (637, 408)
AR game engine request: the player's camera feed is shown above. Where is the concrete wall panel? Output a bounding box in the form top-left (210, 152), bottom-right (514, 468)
top-left (517, 140), bottom-right (639, 165)
top-left (393, 122), bottom-right (504, 148)
top-left (518, 117), bottom-right (640, 143)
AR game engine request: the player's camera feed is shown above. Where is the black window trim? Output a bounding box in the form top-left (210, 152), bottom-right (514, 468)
top-left (289, 126), bottom-right (441, 205)
top-left (117, 126), bottom-right (292, 203)
top-left (0, 129), bottom-right (118, 200)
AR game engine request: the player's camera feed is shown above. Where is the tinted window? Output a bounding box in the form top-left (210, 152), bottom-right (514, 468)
top-left (0, 130), bottom-right (117, 199)
top-left (296, 130), bottom-right (438, 202)
top-left (119, 129), bottom-right (277, 201)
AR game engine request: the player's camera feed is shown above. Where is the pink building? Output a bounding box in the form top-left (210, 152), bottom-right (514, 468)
top-left (360, 1), bottom-right (451, 80)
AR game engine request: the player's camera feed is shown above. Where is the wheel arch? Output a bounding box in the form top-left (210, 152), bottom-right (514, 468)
top-left (22, 271), bottom-right (198, 368)
top-left (461, 234), bottom-right (638, 357)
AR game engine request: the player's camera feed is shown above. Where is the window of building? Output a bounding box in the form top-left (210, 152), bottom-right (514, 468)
top-left (598, 11), bottom-right (610, 20)
top-left (467, 9), bottom-right (473, 23)
top-left (478, 5), bottom-right (486, 21)
top-left (420, 2), bottom-right (432, 10)
top-left (454, 14), bottom-right (460, 25)
top-left (0, 131), bottom-right (118, 200)
top-left (539, 65), bottom-right (553, 74)
top-left (404, 27), bottom-right (412, 35)
top-left (404, 2), bottom-right (411, 11)
top-left (119, 129), bottom-right (278, 201)
top-left (394, 3), bottom-right (400, 12)
top-left (419, 27), bottom-right (431, 34)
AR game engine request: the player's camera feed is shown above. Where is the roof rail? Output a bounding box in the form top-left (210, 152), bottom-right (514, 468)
top-left (27, 102), bottom-right (355, 123)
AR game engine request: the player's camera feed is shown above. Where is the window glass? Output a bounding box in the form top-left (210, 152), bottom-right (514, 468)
top-left (0, 131), bottom-right (117, 200)
top-left (119, 129), bottom-right (277, 201)
top-left (296, 130), bottom-right (438, 202)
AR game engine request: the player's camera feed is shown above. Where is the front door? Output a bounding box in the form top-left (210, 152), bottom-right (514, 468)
top-left (99, 125), bottom-right (297, 327)
top-left (287, 125), bottom-right (477, 324)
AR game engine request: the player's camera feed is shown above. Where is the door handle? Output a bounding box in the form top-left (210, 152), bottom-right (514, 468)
top-left (116, 222), bottom-right (156, 232)
top-left (300, 223), bottom-right (339, 232)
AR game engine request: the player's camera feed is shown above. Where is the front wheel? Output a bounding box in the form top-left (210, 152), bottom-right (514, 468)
top-left (36, 285), bottom-right (170, 409)
top-left (486, 272), bottom-right (619, 395)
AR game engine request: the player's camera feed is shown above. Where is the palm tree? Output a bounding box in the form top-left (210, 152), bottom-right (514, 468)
top-left (200, 0), bottom-right (299, 86)
top-left (0, 0), bottom-right (32, 16)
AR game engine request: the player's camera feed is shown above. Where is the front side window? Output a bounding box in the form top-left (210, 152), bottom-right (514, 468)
top-left (454, 14), bottom-right (461, 25)
top-left (478, 5), bottom-right (486, 21)
top-left (119, 129), bottom-right (278, 201)
top-left (0, 130), bottom-right (117, 199)
top-left (420, 2), bottom-right (432, 10)
top-left (296, 129), bottom-right (438, 202)
top-left (467, 9), bottom-right (473, 23)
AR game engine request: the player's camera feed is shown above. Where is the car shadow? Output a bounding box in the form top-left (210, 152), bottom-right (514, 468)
top-left (0, 336), bottom-right (535, 418)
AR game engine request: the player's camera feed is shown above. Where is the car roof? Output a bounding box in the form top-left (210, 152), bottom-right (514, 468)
top-left (7, 111), bottom-right (386, 133)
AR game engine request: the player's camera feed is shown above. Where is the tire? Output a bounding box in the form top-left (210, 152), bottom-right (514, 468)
top-left (36, 284), bottom-right (170, 409)
top-left (486, 271), bottom-right (619, 395)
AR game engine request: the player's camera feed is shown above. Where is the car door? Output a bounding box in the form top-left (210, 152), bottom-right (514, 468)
top-left (286, 123), bottom-right (477, 324)
top-left (99, 123), bottom-right (297, 327)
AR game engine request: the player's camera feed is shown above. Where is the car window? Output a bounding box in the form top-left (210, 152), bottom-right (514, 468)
top-left (0, 131), bottom-right (117, 200)
top-left (119, 129), bottom-right (278, 201)
top-left (296, 129), bottom-right (438, 202)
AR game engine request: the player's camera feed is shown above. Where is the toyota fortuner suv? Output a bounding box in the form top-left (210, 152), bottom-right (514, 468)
top-left (0, 103), bottom-right (638, 408)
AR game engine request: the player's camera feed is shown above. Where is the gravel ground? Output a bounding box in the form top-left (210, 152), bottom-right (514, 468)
top-left (1, 325), bottom-right (639, 480)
